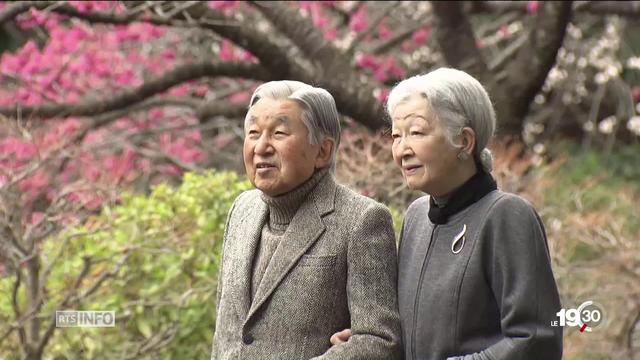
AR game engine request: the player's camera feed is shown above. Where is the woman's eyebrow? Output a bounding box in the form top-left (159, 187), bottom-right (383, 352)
top-left (393, 113), bottom-right (426, 122)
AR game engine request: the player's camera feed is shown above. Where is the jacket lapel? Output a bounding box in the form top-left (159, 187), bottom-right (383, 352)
top-left (233, 197), bottom-right (268, 319)
top-left (244, 174), bottom-right (337, 325)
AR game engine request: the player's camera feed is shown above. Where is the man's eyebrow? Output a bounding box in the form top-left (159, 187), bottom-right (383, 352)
top-left (246, 115), bottom-right (291, 126)
top-left (273, 116), bottom-right (290, 126)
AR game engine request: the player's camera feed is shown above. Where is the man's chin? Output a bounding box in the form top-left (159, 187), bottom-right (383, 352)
top-left (255, 182), bottom-right (282, 196)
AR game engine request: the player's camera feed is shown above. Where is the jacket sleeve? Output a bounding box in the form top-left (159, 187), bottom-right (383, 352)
top-left (211, 194), bottom-right (241, 359)
top-left (314, 202), bottom-right (403, 360)
top-left (449, 195), bottom-right (563, 360)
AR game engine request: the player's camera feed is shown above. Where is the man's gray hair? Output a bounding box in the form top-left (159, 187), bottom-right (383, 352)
top-left (245, 80), bottom-right (341, 172)
top-left (386, 68), bottom-right (496, 172)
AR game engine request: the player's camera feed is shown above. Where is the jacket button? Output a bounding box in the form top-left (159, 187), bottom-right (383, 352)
top-left (242, 333), bottom-right (254, 345)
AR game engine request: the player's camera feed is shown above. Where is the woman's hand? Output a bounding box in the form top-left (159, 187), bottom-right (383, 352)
top-left (329, 328), bottom-right (352, 346)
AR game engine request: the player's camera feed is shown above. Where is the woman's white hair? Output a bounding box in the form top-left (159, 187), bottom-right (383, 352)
top-left (386, 68), bottom-right (496, 172)
top-left (245, 80), bottom-right (341, 172)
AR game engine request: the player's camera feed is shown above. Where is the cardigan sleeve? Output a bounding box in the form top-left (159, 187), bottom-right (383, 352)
top-left (314, 202), bottom-right (403, 360)
top-left (450, 194), bottom-right (563, 360)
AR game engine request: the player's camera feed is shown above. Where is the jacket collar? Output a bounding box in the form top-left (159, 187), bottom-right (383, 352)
top-left (235, 170), bottom-right (338, 324)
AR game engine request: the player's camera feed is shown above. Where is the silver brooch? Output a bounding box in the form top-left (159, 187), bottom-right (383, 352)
top-left (451, 224), bottom-right (466, 254)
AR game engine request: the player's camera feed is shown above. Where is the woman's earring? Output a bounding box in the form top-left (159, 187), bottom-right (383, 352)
top-left (457, 152), bottom-right (469, 161)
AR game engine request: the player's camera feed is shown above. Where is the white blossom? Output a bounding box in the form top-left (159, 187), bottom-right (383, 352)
top-left (627, 57), bottom-right (640, 70)
top-left (583, 121), bottom-right (595, 132)
top-left (533, 143), bottom-right (545, 154)
top-left (598, 116), bottom-right (617, 134)
top-left (627, 116), bottom-right (640, 136)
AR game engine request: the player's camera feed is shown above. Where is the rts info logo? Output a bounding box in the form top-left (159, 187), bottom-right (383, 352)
top-left (551, 300), bottom-right (604, 333)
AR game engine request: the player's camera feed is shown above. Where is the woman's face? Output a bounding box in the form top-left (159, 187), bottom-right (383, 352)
top-left (390, 94), bottom-right (461, 196)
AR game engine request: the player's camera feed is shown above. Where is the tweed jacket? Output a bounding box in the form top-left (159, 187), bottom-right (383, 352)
top-left (211, 173), bottom-right (402, 359)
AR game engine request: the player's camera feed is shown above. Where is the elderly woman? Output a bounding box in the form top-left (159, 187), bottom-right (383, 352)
top-left (332, 68), bottom-right (563, 359)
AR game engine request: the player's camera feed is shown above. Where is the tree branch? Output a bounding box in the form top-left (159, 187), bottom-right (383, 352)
top-left (248, 1), bottom-right (388, 130)
top-left (473, 1), bottom-right (640, 17)
top-left (0, 61), bottom-right (270, 119)
top-left (372, 21), bottom-right (427, 55)
top-left (250, 1), bottom-right (349, 75)
top-left (35, 252), bottom-right (130, 356)
top-left (496, 1), bottom-right (573, 136)
top-left (346, 1), bottom-right (399, 55)
top-left (431, 1), bottom-right (490, 82)
top-left (0, 1), bottom-right (303, 81)
top-left (0, 1), bottom-right (35, 26)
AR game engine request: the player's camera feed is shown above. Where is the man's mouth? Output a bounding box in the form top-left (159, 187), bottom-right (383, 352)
top-left (256, 162), bottom-right (277, 171)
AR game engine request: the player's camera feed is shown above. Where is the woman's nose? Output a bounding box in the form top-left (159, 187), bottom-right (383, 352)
top-left (393, 136), bottom-right (413, 158)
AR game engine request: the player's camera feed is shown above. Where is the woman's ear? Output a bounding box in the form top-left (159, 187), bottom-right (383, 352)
top-left (315, 137), bottom-right (335, 168)
top-left (459, 127), bottom-right (476, 157)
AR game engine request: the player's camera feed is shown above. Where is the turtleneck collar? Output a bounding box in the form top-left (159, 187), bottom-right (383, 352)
top-left (260, 167), bottom-right (330, 231)
top-left (428, 169), bottom-right (497, 225)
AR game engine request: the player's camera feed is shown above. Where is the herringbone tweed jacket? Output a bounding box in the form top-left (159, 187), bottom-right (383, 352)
top-left (211, 173), bottom-right (402, 359)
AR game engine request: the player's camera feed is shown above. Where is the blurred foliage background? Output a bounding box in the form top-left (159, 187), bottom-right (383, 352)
top-left (0, 1), bottom-right (639, 359)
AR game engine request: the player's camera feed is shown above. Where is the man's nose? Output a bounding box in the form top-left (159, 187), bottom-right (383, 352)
top-left (254, 134), bottom-right (273, 154)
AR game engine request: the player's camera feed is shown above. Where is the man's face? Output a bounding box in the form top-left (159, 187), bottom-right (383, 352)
top-left (243, 98), bottom-right (321, 197)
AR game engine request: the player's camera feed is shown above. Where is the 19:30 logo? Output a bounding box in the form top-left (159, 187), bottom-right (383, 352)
top-left (551, 301), bottom-right (604, 333)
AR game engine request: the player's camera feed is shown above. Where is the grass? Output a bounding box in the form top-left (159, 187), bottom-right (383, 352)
top-left (522, 142), bottom-right (640, 359)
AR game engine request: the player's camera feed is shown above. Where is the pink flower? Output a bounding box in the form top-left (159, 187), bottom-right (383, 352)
top-left (631, 86), bottom-right (640, 102)
top-left (527, 1), bottom-right (539, 14)
top-left (349, 5), bottom-right (368, 33)
top-left (498, 25), bottom-right (510, 38)
top-left (412, 27), bottom-right (431, 45)
top-left (208, 1), bottom-right (239, 12)
top-left (82, 165), bottom-right (101, 182)
top-left (242, 50), bottom-right (257, 62)
top-left (18, 170), bottom-right (49, 196)
top-left (373, 67), bottom-right (388, 82)
top-left (213, 133), bottom-right (234, 149)
top-left (59, 118), bottom-right (81, 135)
top-left (194, 84), bottom-right (209, 97)
top-left (229, 91), bottom-right (250, 104)
top-left (401, 40), bottom-right (413, 52)
top-left (168, 84), bottom-right (189, 97)
top-left (161, 164), bottom-right (182, 177)
top-left (189, 130), bottom-right (202, 142)
top-left (1, 138), bottom-right (37, 159)
top-left (356, 54), bottom-right (379, 70)
top-left (115, 70), bottom-right (135, 86)
top-left (378, 20), bottom-right (392, 40)
top-left (376, 88), bottom-right (390, 103)
top-left (160, 133), bottom-right (171, 148)
top-left (85, 193), bottom-right (104, 211)
top-left (69, 1), bottom-right (92, 14)
top-left (310, 3), bottom-right (329, 29)
top-left (324, 29), bottom-right (338, 41)
top-left (219, 40), bottom-right (236, 61)
top-left (161, 49), bottom-right (176, 61)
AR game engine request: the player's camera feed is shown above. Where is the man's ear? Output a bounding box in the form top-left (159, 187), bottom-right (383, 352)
top-left (459, 127), bottom-right (476, 157)
top-left (315, 137), bottom-right (335, 168)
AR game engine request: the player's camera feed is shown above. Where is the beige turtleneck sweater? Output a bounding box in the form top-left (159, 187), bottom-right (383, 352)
top-left (250, 168), bottom-right (329, 300)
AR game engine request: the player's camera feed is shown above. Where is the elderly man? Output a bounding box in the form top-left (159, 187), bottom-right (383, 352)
top-left (211, 80), bottom-right (402, 359)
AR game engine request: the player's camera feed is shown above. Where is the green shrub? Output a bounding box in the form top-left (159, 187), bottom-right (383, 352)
top-left (0, 171), bottom-right (251, 359)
